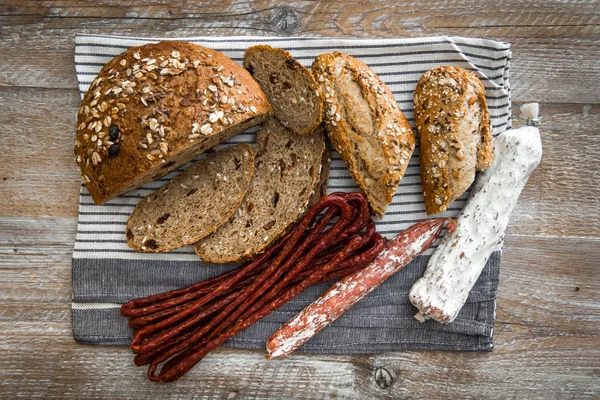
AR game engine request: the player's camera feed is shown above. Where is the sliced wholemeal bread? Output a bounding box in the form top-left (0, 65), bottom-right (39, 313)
top-left (194, 119), bottom-right (327, 263)
top-left (126, 143), bottom-right (254, 252)
top-left (243, 45), bottom-right (323, 136)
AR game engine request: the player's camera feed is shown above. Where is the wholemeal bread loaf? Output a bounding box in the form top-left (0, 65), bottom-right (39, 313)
top-left (194, 118), bottom-right (327, 263)
top-left (126, 143), bottom-right (254, 252)
top-left (243, 45), bottom-right (322, 136)
top-left (414, 66), bottom-right (493, 214)
top-left (311, 52), bottom-right (415, 217)
top-left (75, 41), bottom-right (271, 204)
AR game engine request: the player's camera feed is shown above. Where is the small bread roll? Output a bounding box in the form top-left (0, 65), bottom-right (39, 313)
top-left (414, 66), bottom-right (494, 214)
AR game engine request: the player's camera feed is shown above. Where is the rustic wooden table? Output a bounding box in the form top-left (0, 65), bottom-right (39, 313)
top-left (1, 1), bottom-right (599, 398)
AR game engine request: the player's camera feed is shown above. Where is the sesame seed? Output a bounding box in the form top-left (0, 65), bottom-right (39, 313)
top-left (208, 85), bottom-right (217, 92)
top-left (250, 106), bottom-right (257, 114)
top-left (120, 59), bottom-right (127, 66)
top-left (133, 53), bottom-right (141, 60)
top-left (146, 154), bottom-right (155, 161)
top-left (217, 65), bottom-right (224, 72)
top-left (188, 133), bottom-right (200, 140)
top-left (171, 50), bottom-right (180, 58)
top-left (146, 133), bottom-right (153, 144)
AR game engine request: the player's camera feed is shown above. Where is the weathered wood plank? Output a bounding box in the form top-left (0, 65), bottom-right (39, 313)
top-left (1, 87), bottom-right (598, 238)
top-left (0, 1), bottom-right (598, 398)
top-left (0, 0), bottom-right (598, 103)
top-left (0, 232), bottom-right (598, 398)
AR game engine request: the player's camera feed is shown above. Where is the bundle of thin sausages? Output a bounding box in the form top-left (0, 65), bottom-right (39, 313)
top-left (121, 192), bottom-right (385, 382)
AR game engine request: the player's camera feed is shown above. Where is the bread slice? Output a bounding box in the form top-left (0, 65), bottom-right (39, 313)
top-left (312, 52), bottom-right (415, 217)
top-left (126, 143), bottom-right (254, 252)
top-left (194, 119), bottom-right (327, 263)
top-left (244, 45), bottom-right (323, 136)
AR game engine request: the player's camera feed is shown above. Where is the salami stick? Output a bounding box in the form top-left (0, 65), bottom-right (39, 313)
top-left (266, 218), bottom-right (452, 359)
top-left (409, 107), bottom-right (543, 324)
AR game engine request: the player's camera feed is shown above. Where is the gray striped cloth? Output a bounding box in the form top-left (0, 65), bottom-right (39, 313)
top-left (72, 35), bottom-right (511, 352)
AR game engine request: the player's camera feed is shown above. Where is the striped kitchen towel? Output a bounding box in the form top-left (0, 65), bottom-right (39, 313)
top-left (72, 35), bottom-right (511, 352)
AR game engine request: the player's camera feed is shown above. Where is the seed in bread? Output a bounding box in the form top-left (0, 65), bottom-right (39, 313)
top-left (75, 41), bottom-right (272, 204)
top-left (194, 118), bottom-right (327, 264)
top-left (126, 143), bottom-right (254, 252)
top-left (243, 45), bottom-right (323, 136)
top-left (414, 66), bottom-right (493, 215)
top-left (311, 52), bottom-right (415, 217)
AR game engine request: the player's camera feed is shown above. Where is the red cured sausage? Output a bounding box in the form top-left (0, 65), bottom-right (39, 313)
top-left (266, 218), bottom-right (453, 359)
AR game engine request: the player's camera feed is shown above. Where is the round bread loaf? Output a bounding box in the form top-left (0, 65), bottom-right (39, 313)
top-left (75, 41), bottom-right (272, 204)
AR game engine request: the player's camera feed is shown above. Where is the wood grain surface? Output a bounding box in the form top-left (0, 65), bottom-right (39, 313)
top-left (0, 1), bottom-right (599, 398)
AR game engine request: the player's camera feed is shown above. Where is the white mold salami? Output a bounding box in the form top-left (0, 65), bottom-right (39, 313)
top-left (409, 103), bottom-right (542, 324)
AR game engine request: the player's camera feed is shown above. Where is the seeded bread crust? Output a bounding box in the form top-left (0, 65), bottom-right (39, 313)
top-left (244, 45), bottom-right (323, 136)
top-left (126, 143), bottom-right (254, 252)
top-left (194, 119), bottom-right (327, 264)
top-left (75, 41), bottom-right (272, 204)
top-left (311, 52), bottom-right (415, 217)
top-left (414, 66), bottom-right (493, 214)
